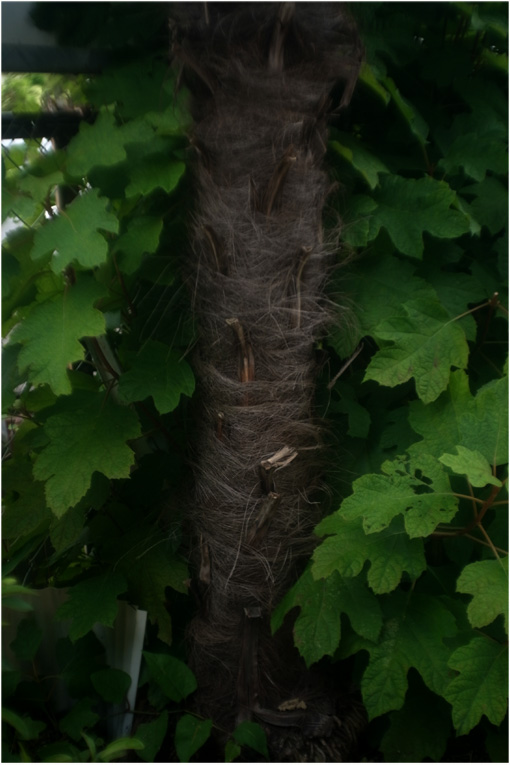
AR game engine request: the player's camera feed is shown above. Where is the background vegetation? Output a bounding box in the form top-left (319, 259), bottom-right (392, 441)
top-left (2, 2), bottom-right (508, 762)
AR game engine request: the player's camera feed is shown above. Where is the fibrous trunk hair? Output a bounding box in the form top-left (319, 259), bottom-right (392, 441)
top-left (171, 2), bottom-right (362, 758)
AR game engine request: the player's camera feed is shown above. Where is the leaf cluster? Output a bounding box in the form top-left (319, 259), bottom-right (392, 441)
top-left (274, 3), bottom-right (508, 761)
top-left (1, 2), bottom-right (508, 763)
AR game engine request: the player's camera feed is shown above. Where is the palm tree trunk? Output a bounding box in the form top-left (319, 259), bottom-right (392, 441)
top-left (172, 2), bottom-right (362, 756)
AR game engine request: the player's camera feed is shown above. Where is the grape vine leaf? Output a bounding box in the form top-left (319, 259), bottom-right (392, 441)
top-left (409, 371), bottom-right (509, 466)
top-left (66, 110), bottom-right (151, 177)
top-left (118, 341), bottom-right (195, 414)
top-left (5, 169), bottom-right (64, 223)
top-left (2, 457), bottom-right (52, 539)
top-left (380, 681), bottom-right (452, 763)
top-left (116, 534), bottom-right (188, 646)
top-left (33, 391), bottom-right (141, 516)
top-left (11, 277), bottom-right (106, 396)
top-left (125, 156), bottom-right (185, 198)
top-left (439, 445), bottom-right (502, 487)
top-left (343, 175), bottom-right (471, 258)
top-left (365, 297), bottom-right (469, 403)
top-left (445, 637), bottom-right (508, 735)
top-left (143, 652), bottom-right (197, 702)
top-left (271, 565), bottom-right (382, 667)
top-left (56, 572), bottom-right (127, 642)
top-left (438, 128), bottom-right (508, 182)
top-left (30, 188), bottom-right (119, 272)
top-left (312, 516), bottom-right (426, 594)
top-left (330, 136), bottom-right (389, 189)
top-left (361, 592), bottom-right (457, 719)
top-left (50, 505), bottom-right (87, 554)
top-left (174, 715), bottom-right (212, 764)
top-left (338, 453), bottom-right (458, 537)
top-left (328, 250), bottom-right (435, 357)
top-left (456, 558), bottom-right (509, 634)
top-left (114, 216), bottom-right (163, 275)
top-left (383, 75), bottom-right (429, 146)
top-left (461, 177), bottom-right (508, 236)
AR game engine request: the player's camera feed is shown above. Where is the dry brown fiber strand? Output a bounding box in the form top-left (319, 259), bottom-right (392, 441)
top-left (171, 0), bottom-right (363, 749)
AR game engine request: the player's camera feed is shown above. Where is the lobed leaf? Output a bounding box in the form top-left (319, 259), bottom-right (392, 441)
top-left (361, 593), bottom-right (457, 719)
top-left (409, 371), bottom-right (509, 466)
top-left (343, 175), bottom-right (471, 259)
top-left (339, 453), bottom-right (458, 537)
top-left (11, 277), bottom-right (106, 397)
top-left (118, 340), bottom-right (195, 414)
top-left (439, 445), bottom-right (502, 487)
top-left (56, 572), bottom-right (127, 641)
top-left (31, 188), bottom-right (119, 272)
top-left (33, 391), bottom-right (141, 516)
top-left (366, 296), bottom-right (469, 403)
top-left (445, 637), bottom-right (508, 735)
top-left (457, 558), bottom-right (509, 635)
top-left (313, 516), bottom-right (426, 594)
top-left (271, 565), bottom-right (382, 666)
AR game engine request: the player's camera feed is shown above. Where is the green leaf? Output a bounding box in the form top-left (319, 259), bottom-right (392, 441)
top-left (232, 721), bottom-right (269, 760)
top-left (365, 297), bottom-right (469, 403)
top-left (10, 618), bottom-right (43, 662)
top-left (50, 504), bottom-right (87, 554)
top-left (339, 453), bottom-right (458, 537)
top-left (134, 711), bottom-right (168, 762)
top-left (409, 371), bottom-right (509, 466)
top-left (118, 341), bottom-right (195, 414)
top-left (328, 249), bottom-right (435, 356)
top-left (445, 637), bottom-right (508, 735)
top-left (2, 708), bottom-right (46, 741)
top-left (330, 137), bottom-right (389, 189)
top-left (438, 129), bottom-right (507, 182)
top-left (358, 61), bottom-right (391, 104)
top-left (11, 277), bottom-right (106, 396)
top-left (343, 176), bottom-right (471, 259)
top-left (225, 741), bottom-right (242, 762)
top-left (380, 681), bottom-right (452, 762)
top-left (313, 516), bottom-right (426, 594)
top-left (98, 737), bottom-right (144, 762)
top-left (91, 668), bottom-right (131, 703)
top-left (271, 566), bottom-right (382, 666)
top-left (30, 188), bottom-right (119, 272)
top-left (457, 558), bottom-right (509, 635)
top-left (58, 698), bottom-right (100, 742)
top-left (143, 652), bottom-right (197, 702)
top-left (461, 177), bottom-right (508, 236)
top-left (174, 715), bottom-right (212, 763)
top-left (33, 391), bottom-right (141, 516)
top-left (383, 76), bottom-right (429, 146)
top-left (126, 156), bottom-right (185, 198)
top-left (66, 110), bottom-right (128, 177)
top-left (2, 457), bottom-right (52, 540)
top-left (120, 542), bottom-right (188, 646)
top-left (56, 572), bottom-right (126, 641)
top-left (5, 169), bottom-right (64, 222)
top-left (361, 592), bottom-right (457, 719)
top-left (114, 216), bottom-right (163, 275)
top-left (439, 445), bottom-right (502, 487)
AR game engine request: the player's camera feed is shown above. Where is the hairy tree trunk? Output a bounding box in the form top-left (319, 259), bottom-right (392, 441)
top-left (172, 3), bottom-right (362, 758)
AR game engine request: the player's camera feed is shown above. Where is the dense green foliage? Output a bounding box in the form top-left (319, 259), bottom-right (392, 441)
top-left (2, 2), bottom-right (508, 762)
